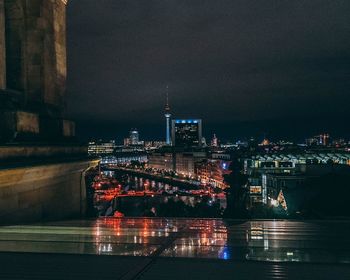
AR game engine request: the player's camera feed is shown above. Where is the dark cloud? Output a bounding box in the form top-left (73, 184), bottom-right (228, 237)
top-left (66, 0), bottom-right (350, 141)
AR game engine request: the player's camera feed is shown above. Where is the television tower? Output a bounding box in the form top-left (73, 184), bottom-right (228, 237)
top-left (164, 86), bottom-right (171, 145)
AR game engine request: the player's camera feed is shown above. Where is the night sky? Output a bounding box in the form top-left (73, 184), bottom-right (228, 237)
top-left (66, 0), bottom-right (350, 142)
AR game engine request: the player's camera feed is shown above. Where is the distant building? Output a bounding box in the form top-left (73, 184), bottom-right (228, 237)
top-left (144, 141), bottom-right (166, 150)
top-left (332, 138), bottom-right (346, 147)
top-left (130, 129), bottom-right (139, 145)
top-left (201, 137), bottom-right (207, 147)
top-left (305, 136), bottom-right (318, 146)
top-left (124, 138), bottom-right (131, 146)
top-left (211, 134), bottom-right (218, 147)
top-left (320, 133), bottom-right (330, 146)
top-left (248, 137), bottom-right (258, 148)
top-left (175, 151), bottom-right (206, 176)
top-left (259, 138), bottom-right (270, 146)
top-left (148, 150), bottom-right (206, 177)
top-left (263, 164), bottom-right (350, 210)
top-left (211, 152), bottom-right (231, 161)
top-left (124, 129), bottom-right (144, 146)
top-left (100, 153), bottom-right (148, 165)
top-left (244, 152), bottom-right (350, 207)
top-left (88, 140), bottom-right (116, 155)
top-left (196, 159), bottom-right (231, 189)
top-left (306, 133), bottom-right (330, 146)
top-left (148, 152), bottom-right (174, 170)
top-left (171, 119), bottom-right (202, 148)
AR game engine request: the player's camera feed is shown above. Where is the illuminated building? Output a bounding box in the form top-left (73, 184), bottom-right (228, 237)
top-left (211, 134), bottom-right (218, 147)
top-left (245, 153), bottom-right (350, 207)
top-left (124, 129), bottom-right (144, 147)
top-left (211, 152), bottom-right (231, 160)
top-left (244, 152), bottom-right (350, 174)
top-left (320, 133), bottom-right (330, 146)
top-left (306, 133), bottom-right (330, 146)
top-left (164, 87), bottom-right (171, 145)
top-left (175, 151), bottom-right (206, 176)
top-left (262, 173), bottom-right (308, 207)
top-left (249, 184), bottom-right (263, 206)
top-left (149, 117), bottom-right (205, 175)
top-left (144, 141), bottom-right (166, 150)
top-left (332, 138), bottom-right (346, 147)
top-left (196, 159), bottom-right (231, 188)
top-left (100, 153), bottom-right (148, 165)
top-left (124, 138), bottom-right (131, 146)
top-left (148, 150), bottom-right (206, 176)
top-left (129, 129), bottom-right (139, 145)
top-left (148, 152), bottom-right (174, 170)
top-left (88, 140), bottom-right (115, 155)
top-left (259, 138), bottom-right (270, 146)
top-left (172, 119), bottom-right (202, 147)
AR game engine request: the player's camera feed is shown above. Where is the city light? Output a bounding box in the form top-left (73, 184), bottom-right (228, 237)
top-left (0, 1), bottom-right (349, 279)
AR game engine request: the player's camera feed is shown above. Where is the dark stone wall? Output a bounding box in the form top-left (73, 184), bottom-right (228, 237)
top-left (0, 1), bottom-right (92, 225)
top-left (0, 159), bottom-right (97, 224)
top-left (4, 0), bottom-right (25, 94)
top-left (0, 145), bottom-right (87, 161)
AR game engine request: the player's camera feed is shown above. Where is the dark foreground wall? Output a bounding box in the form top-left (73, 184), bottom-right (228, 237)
top-left (0, 158), bottom-right (98, 224)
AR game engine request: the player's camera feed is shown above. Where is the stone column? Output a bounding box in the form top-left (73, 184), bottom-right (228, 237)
top-left (42, 0), bottom-right (68, 115)
top-left (0, 0), bottom-right (74, 142)
top-left (0, 0), bottom-right (5, 90)
top-left (4, 0), bottom-right (68, 115)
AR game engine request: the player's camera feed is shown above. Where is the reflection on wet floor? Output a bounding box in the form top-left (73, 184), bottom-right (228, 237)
top-left (0, 218), bottom-right (349, 263)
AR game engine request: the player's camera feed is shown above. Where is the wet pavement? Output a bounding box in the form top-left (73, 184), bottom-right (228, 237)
top-left (0, 218), bottom-right (349, 264)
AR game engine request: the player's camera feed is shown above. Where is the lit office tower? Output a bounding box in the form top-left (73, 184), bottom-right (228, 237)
top-left (164, 89), bottom-right (172, 145)
top-left (172, 119), bottom-right (202, 147)
top-left (129, 129), bottom-right (139, 145)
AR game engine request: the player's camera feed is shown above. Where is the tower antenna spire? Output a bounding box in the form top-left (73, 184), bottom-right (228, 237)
top-left (164, 85), bottom-right (171, 145)
top-left (165, 85), bottom-right (170, 112)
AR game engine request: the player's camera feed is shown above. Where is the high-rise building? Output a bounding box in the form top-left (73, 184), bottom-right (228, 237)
top-left (164, 88), bottom-right (171, 145)
top-left (171, 119), bottom-right (202, 147)
top-left (129, 129), bottom-right (139, 145)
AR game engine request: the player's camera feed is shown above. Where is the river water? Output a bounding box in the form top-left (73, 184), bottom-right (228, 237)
top-left (98, 170), bottom-right (226, 218)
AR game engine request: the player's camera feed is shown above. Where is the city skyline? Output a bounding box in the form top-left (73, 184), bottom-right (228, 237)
top-left (77, 115), bottom-right (349, 144)
top-left (66, 0), bottom-right (350, 140)
top-left (1, 2), bottom-right (350, 279)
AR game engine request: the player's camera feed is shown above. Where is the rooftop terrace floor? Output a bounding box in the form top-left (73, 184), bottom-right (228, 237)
top-left (0, 218), bottom-right (349, 279)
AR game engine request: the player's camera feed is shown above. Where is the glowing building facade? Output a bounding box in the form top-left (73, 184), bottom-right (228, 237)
top-left (129, 129), bottom-right (139, 145)
top-left (172, 119), bottom-right (202, 148)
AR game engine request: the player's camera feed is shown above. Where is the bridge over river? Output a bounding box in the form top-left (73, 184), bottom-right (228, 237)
top-left (103, 166), bottom-right (202, 190)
